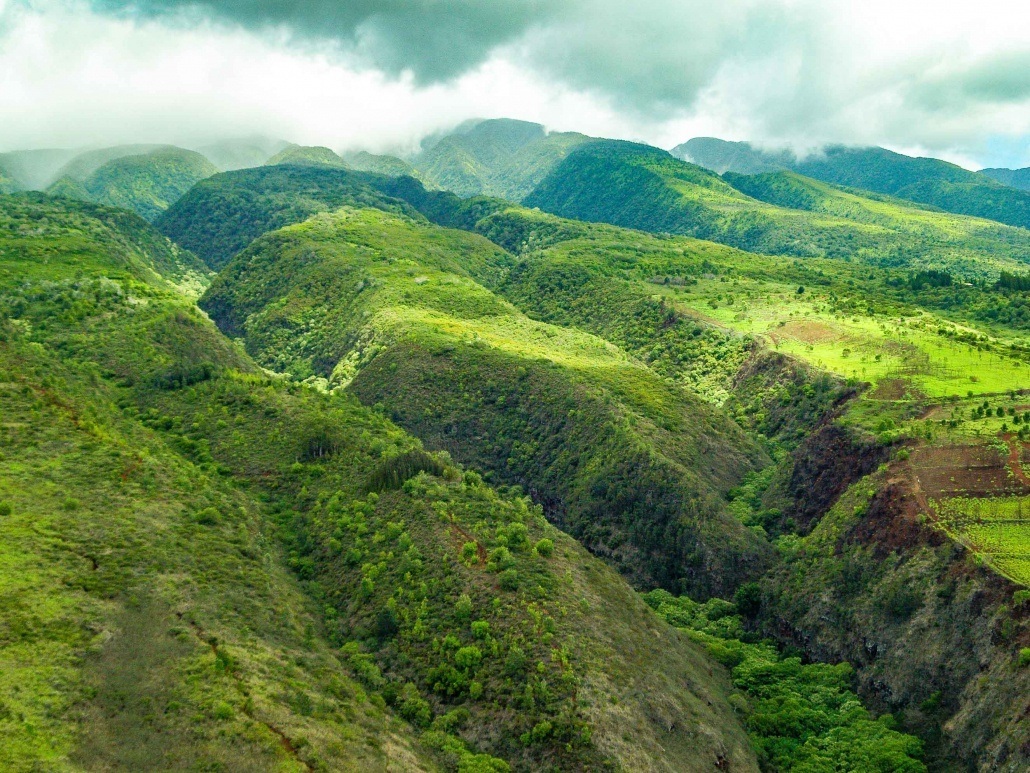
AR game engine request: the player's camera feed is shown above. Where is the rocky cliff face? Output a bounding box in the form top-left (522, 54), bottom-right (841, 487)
top-left (761, 463), bottom-right (1030, 770)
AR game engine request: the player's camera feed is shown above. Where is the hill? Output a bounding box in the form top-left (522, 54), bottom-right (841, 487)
top-left (155, 165), bottom-right (418, 269)
top-left (72, 147), bottom-right (220, 221)
top-left (412, 118), bottom-right (592, 201)
top-left (343, 150), bottom-right (429, 182)
top-left (265, 145), bottom-right (349, 168)
top-left (0, 191), bottom-right (762, 771)
top-left (676, 138), bottom-right (1030, 230)
top-left (524, 140), bottom-right (1030, 279)
top-left (52, 144), bottom-right (169, 183)
top-left (980, 166), bottom-right (1030, 192)
top-left (200, 206), bottom-right (773, 595)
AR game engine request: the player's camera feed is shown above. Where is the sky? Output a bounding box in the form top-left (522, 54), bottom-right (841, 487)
top-left (1, 0), bottom-right (1029, 169)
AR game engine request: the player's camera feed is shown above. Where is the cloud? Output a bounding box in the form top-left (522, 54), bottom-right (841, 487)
top-left (2, 0), bottom-right (1029, 168)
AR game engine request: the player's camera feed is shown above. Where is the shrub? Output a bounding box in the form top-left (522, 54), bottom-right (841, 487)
top-left (455, 593), bottom-right (474, 620)
top-left (534, 538), bottom-right (554, 557)
top-left (454, 646), bottom-right (483, 670)
top-left (1020, 648), bottom-right (1030, 668)
top-left (375, 607), bottom-right (399, 640)
top-left (498, 569), bottom-right (519, 591)
top-left (734, 582), bottom-right (762, 617)
top-left (399, 683), bottom-right (432, 727)
top-left (470, 620), bottom-right (490, 639)
top-left (0, 502), bottom-right (11, 517)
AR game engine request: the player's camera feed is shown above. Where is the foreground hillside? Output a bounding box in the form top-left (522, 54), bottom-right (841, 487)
top-left (0, 192), bottom-right (766, 771)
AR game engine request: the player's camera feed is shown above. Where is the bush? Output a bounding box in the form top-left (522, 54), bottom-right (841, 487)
top-left (734, 582), bottom-right (762, 617)
top-left (0, 501), bottom-right (11, 517)
top-left (455, 593), bottom-right (473, 620)
top-left (455, 646), bottom-right (483, 670)
top-left (498, 569), bottom-right (519, 591)
top-left (471, 620), bottom-right (490, 639)
top-left (1020, 648), bottom-right (1030, 667)
top-left (534, 538), bottom-right (554, 557)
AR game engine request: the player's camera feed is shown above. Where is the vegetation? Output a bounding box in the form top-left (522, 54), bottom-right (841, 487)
top-left (981, 166), bottom-right (1030, 192)
top-left (525, 140), bottom-right (1030, 279)
top-left (678, 138), bottom-right (1030, 230)
top-left (61, 147), bottom-right (220, 221)
top-left (266, 145), bottom-right (349, 168)
top-left (644, 590), bottom-right (927, 772)
top-left (0, 192), bottom-right (760, 771)
top-left (413, 119), bottom-right (592, 201)
top-left (200, 206), bottom-right (772, 595)
top-left (156, 165), bottom-right (417, 269)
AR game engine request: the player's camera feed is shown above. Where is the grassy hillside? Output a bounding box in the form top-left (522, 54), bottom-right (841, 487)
top-left (0, 148), bottom-right (80, 190)
top-left (76, 147), bottom-right (220, 222)
top-left (266, 145), bottom-right (349, 168)
top-left (0, 192), bottom-right (763, 771)
top-left (678, 138), bottom-right (1030, 230)
top-left (413, 119), bottom-right (591, 201)
top-left (525, 140), bottom-right (1030, 280)
top-left (155, 165), bottom-right (418, 269)
top-left (981, 166), bottom-right (1030, 192)
top-left (200, 207), bottom-right (773, 596)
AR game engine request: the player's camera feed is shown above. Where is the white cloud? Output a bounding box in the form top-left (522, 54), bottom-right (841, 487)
top-left (0, 0), bottom-right (1028, 168)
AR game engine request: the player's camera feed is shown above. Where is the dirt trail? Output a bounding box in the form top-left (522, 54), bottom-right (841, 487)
top-left (1003, 433), bottom-right (1030, 487)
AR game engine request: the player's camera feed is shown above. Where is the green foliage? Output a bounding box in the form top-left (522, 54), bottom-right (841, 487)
top-left (76, 147), bottom-right (219, 222)
top-left (265, 145), bottom-right (349, 168)
top-left (644, 590), bottom-right (927, 772)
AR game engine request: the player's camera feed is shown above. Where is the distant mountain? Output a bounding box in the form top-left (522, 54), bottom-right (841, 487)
top-left (52, 144), bottom-right (168, 183)
top-left (0, 165), bottom-right (17, 194)
top-left (412, 118), bottom-right (592, 200)
top-left (673, 137), bottom-right (793, 175)
top-left (342, 150), bottom-right (429, 182)
top-left (0, 148), bottom-right (80, 190)
top-left (525, 139), bottom-right (1030, 278)
top-left (980, 166), bottom-right (1030, 192)
top-left (264, 144), bottom-right (348, 168)
top-left (675, 137), bottom-right (1030, 230)
top-left (77, 147), bottom-right (219, 221)
top-left (44, 175), bottom-right (93, 202)
top-left (196, 136), bottom-right (289, 170)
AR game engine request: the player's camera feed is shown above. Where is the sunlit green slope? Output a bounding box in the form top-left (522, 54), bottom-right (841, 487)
top-left (0, 192), bottom-right (760, 771)
top-left (525, 140), bottom-right (1030, 279)
top-left (201, 207), bottom-right (773, 595)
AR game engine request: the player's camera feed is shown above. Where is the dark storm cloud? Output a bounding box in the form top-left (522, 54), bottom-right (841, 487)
top-left (93, 0), bottom-right (560, 82)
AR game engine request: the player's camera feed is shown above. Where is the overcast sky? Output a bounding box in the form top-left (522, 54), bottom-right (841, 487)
top-left (2, 0), bottom-right (1029, 168)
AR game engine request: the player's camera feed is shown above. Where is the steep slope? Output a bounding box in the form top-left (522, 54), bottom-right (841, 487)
top-left (0, 165), bottom-right (17, 194)
top-left (266, 145), bottom-right (349, 168)
top-left (0, 192), bottom-right (760, 771)
top-left (981, 166), bottom-right (1030, 192)
top-left (43, 175), bottom-right (93, 202)
top-left (677, 138), bottom-right (1030, 230)
top-left (525, 140), bottom-right (1030, 279)
top-left (413, 118), bottom-right (592, 201)
top-left (155, 165), bottom-right (418, 269)
top-left (0, 194), bottom-right (439, 772)
top-left (200, 207), bottom-right (773, 596)
top-left (79, 147), bottom-right (220, 221)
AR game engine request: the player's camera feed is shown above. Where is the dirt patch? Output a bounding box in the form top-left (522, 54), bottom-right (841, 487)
top-left (775, 320), bottom-right (840, 345)
top-left (870, 378), bottom-right (914, 401)
top-left (911, 444), bottom-right (1030, 498)
top-left (845, 475), bottom-right (946, 557)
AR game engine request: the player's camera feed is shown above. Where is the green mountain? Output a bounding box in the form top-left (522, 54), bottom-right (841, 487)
top-left (0, 166), bottom-right (17, 194)
top-left (980, 166), bottom-right (1030, 192)
top-left (265, 145), bottom-right (349, 168)
top-left (43, 175), bottom-right (93, 202)
top-left (0, 191), bottom-right (765, 771)
top-left (412, 119), bottom-right (591, 201)
top-left (524, 140), bottom-right (1030, 279)
top-left (343, 150), bottom-right (429, 183)
top-left (200, 206), bottom-right (772, 595)
top-left (676, 138), bottom-right (1030, 231)
top-left (71, 147), bottom-right (220, 222)
top-left (156, 165), bottom-right (417, 269)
